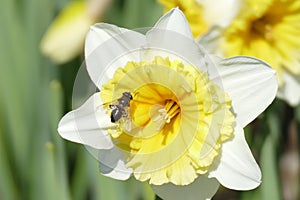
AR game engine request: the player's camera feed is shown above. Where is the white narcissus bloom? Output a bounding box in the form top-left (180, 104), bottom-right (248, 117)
top-left (199, 0), bottom-right (300, 106)
top-left (58, 8), bottom-right (277, 200)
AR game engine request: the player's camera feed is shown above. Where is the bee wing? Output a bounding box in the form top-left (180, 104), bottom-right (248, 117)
top-left (119, 117), bottom-right (132, 132)
top-left (119, 107), bottom-right (132, 132)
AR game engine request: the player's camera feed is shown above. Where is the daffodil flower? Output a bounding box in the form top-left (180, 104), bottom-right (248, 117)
top-left (199, 0), bottom-right (300, 106)
top-left (40, 0), bottom-right (111, 64)
top-left (58, 8), bottom-right (277, 200)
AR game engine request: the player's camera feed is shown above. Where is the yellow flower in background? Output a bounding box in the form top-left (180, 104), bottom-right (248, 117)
top-left (158, 0), bottom-right (206, 37)
top-left (199, 0), bottom-right (300, 106)
top-left (58, 9), bottom-right (278, 199)
top-left (158, 0), bottom-right (241, 37)
top-left (40, 0), bottom-right (111, 64)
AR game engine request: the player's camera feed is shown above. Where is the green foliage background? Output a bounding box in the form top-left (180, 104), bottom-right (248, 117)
top-left (0, 0), bottom-right (299, 199)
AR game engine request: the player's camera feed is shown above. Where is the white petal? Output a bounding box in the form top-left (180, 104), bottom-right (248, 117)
top-left (208, 127), bottom-right (261, 190)
top-left (277, 71), bottom-right (300, 106)
top-left (150, 8), bottom-right (193, 40)
top-left (197, 0), bottom-right (241, 27)
top-left (58, 92), bottom-right (116, 149)
top-left (210, 56), bottom-right (278, 127)
top-left (152, 176), bottom-right (219, 200)
top-left (197, 26), bottom-right (225, 56)
top-left (98, 147), bottom-right (132, 180)
top-left (146, 8), bottom-right (207, 72)
top-left (84, 23), bottom-right (146, 87)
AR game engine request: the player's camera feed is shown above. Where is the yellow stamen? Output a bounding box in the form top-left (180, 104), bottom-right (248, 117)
top-left (151, 100), bottom-right (180, 131)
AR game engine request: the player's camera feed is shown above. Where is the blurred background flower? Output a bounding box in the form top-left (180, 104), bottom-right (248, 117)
top-left (158, 0), bottom-right (241, 37)
top-left (200, 0), bottom-right (300, 107)
top-left (40, 0), bottom-right (111, 64)
top-left (160, 0), bottom-right (300, 107)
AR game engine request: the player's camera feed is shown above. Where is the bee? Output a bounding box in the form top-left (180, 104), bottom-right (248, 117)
top-left (108, 92), bottom-right (133, 131)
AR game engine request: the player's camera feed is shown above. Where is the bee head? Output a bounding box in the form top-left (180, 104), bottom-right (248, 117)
top-left (122, 92), bottom-right (133, 100)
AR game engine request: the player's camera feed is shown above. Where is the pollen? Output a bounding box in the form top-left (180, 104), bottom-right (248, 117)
top-left (151, 100), bottom-right (180, 131)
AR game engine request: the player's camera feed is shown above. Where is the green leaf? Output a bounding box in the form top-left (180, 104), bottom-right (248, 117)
top-left (260, 134), bottom-right (281, 200)
top-left (0, 0), bottom-right (31, 184)
top-left (70, 147), bottom-right (89, 200)
top-left (122, 0), bottom-right (162, 28)
top-left (142, 182), bottom-right (155, 200)
top-left (240, 188), bottom-right (261, 200)
top-left (0, 129), bottom-right (20, 200)
top-left (49, 80), bottom-right (71, 200)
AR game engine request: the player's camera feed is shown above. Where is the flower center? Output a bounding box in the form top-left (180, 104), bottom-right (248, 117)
top-left (101, 56), bottom-right (234, 186)
top-left (251, 16), bottom-right (274, 42)
top-left (150, 100), bottom-right (180, 131)
top-left (127, 83), bottom-right (182, 140)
